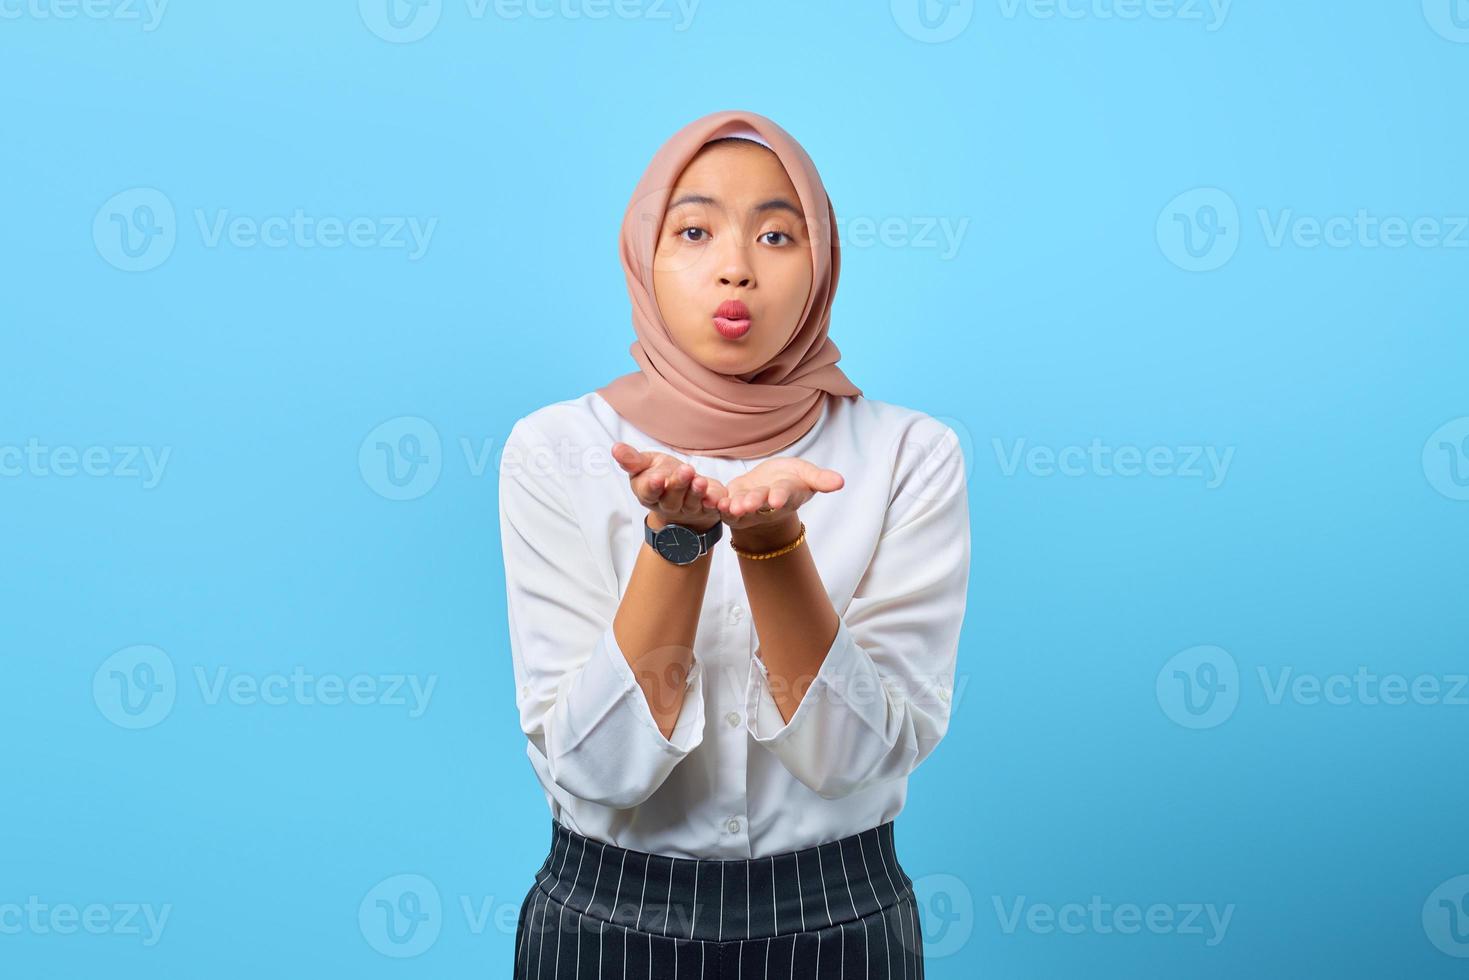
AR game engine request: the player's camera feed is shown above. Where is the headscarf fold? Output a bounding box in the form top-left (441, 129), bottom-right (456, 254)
top-left (596, 109), bottom-right (862, 459)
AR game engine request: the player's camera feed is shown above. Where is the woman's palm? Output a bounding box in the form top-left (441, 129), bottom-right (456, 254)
top-left (719, 456), bottom-right (845, 525)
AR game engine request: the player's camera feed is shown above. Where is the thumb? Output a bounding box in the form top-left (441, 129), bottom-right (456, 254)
top-left (611, 443), bottom-right (648, 474)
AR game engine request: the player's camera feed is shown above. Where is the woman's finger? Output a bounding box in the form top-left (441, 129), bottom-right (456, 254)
top-left (659, 462), bottom-right (691, 513)
top-left (700, 477), bottom-right (727, 511)
top-left (689, 475), bottom-right (719, 512)
top-left (734, 486), bottom-right (769, 516)
top-left (633, 474), bottom-right (664, 509)
top-left (797, 460), bottom-right (844, 493)
top-left (612, 442), bottom-right (649, 474)
top-left (768, 478), bottom-right (800, 511)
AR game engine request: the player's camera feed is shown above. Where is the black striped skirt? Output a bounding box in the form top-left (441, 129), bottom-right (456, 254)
top-left (513, 818), bottom-right (926, 978)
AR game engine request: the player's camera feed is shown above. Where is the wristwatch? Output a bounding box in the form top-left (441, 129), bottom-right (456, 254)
top-left (644, 514), bottom-right (723, 565)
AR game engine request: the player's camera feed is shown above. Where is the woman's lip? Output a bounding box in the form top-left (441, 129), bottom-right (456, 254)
top-left (715, 300), bottom-right (750, 319)
top-left (713, 316), bottom-right (751, 339)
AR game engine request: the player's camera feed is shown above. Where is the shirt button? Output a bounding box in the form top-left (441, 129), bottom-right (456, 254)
top-left (725, 711), bottom-right (741, 727)
top-left (727, 603), bottom-right (745, 624)
top-left (726, 817), bottom-right (742, 833)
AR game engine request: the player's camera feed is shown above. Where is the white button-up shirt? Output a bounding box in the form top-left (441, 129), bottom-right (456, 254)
top-left (498, 390), bottom-right (970, 859)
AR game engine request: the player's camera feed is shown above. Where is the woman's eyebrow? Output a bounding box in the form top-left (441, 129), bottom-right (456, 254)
top-left (667, 193), bottom-right (802, 217)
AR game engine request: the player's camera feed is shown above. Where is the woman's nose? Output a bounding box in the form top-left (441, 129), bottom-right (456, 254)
top-left (716, 248), bottom-right (754, 287)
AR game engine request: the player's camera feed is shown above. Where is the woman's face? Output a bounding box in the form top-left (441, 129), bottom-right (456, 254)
top-left (652, 140), bottom-right (813, 376)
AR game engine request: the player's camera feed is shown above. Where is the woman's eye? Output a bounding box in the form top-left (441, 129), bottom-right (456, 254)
top-left (760, 231), bottom-right (792, 246)
top-left (678, 227), bottom-right (708, 243)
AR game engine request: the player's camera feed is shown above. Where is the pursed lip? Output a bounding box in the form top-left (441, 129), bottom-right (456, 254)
top-left (714, 299), bottom-right (750, 320)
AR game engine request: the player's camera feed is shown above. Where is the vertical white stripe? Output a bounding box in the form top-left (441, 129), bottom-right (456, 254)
top-left (857, 833), bottom-right (879, 915)
top-left (860, 827), bottom-right (889, 977)
top-left (861, 916), bottom-right (870, 980)
top-left (719, 863), bottom-right (725, 942)
top-left (873, 829), bottom-right (899, 906)
top-left (746, 862), bottom-right (751, 940)
top-left (816, 846), bottom-right (834, 926)
top-left (763, 935), bottom-right (771, 976)
top-left (514, 887), bottom-right (527, 972)
top-left (875, 898), bottom-right (891, 979)
top-left (793, 851), bottom-right (806, 931)
top-left (671, 863), bottom-right (679, 980)
top-left (521, 888), bottom-right (534, 979)
top-left (836, 841), bottom-right (857, 920)
top-left (555, 829), bottom-right (573, 882)
top-left (553, 902), bottom-right (565, 978)
top-left (599, 918), bottom-right (605, 980)
top-left (771, 857), bottom-right (778, 935)
top-left (788, 932), bottom-right (797, 980)
top-left (894, 897), bottom-right (909, 980)
top-left (589, 842), bottom-right (607, 917)
top-left (886, 825), bottom-right (911, 980)
top-left (906, 898), bottom-right (920, 979)
top-left (535, 888), bottom-right (550, 979)
top-left (635, 855), bottom-right (649, 931)
top-left (574, 906), bottom-right (583, 980)
top-left (613, 851), bottom-right (628, 929)
top-left (552, 834), bottom-right (567, 899)
top-left (566, 837), bottom-right (588, 905)
top-left (896, 897), bottom-right (907, 980)
top-left (514, 889), bottom-right (527, 977)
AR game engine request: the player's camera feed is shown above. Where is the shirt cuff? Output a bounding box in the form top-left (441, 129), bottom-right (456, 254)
top-left (584, 621), bottom-right (707, 755)
top-left (745, 616), bottom-right (875, 746)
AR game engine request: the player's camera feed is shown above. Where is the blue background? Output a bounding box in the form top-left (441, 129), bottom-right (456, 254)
top-left (3, 1), bottom-right (1468, 976)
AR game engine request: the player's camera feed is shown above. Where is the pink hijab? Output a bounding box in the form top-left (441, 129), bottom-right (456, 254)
top-left (596, 109), bottom-right (862, 460)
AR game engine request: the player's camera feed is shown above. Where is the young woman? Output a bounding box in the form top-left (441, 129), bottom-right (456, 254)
top-left (500, 109), bottom-right (970, 978)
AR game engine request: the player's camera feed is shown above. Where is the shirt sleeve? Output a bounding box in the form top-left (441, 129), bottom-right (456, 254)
top-left (744, 417), bottom-right (970, 800)
top-left (499, 416), bottom-right (706, 810)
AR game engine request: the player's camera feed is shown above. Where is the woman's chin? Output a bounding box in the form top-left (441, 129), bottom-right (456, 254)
top-left (693, 343), bottom-right (764, 376)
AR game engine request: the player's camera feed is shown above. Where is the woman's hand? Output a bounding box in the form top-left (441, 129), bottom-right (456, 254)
top-left (717, 457), bottom-right (845, 533)
top-left (611, 442), bottom-right (727, 533)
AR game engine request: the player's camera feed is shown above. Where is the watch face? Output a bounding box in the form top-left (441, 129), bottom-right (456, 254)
top-left (656, 524), bottom-right (702, 564)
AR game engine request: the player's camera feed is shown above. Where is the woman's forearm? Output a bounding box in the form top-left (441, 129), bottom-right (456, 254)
top-left (731, 516), bottom-right (841, 724)
top-left (612, 513), bottom-right (715, 741)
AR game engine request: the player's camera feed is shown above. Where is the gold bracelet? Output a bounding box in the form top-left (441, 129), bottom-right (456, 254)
top-left (730, 521), bottom-right (806, 560)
